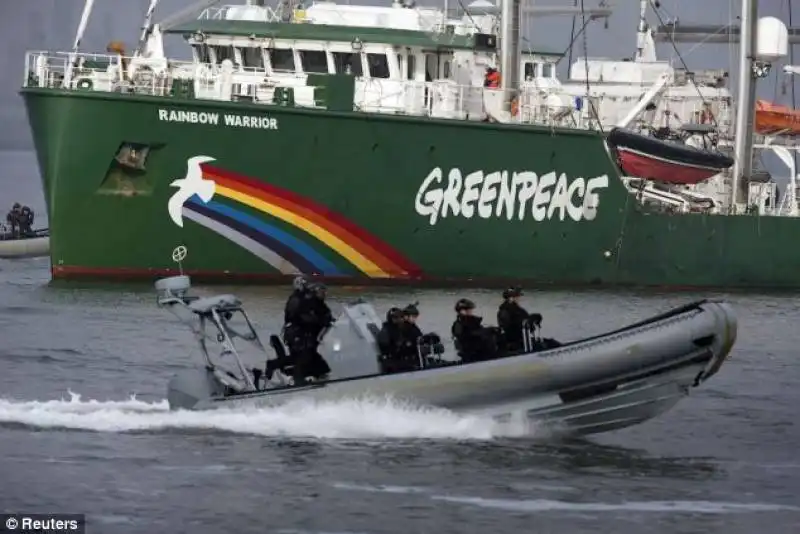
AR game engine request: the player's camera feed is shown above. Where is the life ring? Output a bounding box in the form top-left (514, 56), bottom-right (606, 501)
top-left (76, 78), bottom-right (93, 90)
top-left (511, 97), bottom-right (519, 117)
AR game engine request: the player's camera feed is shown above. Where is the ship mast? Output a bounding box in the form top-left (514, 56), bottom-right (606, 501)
top-left (634, 0), bottom-right (648, 62)
top-left (730, 0), bottom-right (759, 212)
top-left (499, 0), bottom-right (521, 109)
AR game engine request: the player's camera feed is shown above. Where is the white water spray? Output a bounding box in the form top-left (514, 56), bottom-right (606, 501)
top-left (0, 392), bottom-right (540, 440)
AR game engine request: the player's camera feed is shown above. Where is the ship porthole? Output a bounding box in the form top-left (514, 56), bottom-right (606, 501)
top-left (76, 78), bottom-right (94, 90)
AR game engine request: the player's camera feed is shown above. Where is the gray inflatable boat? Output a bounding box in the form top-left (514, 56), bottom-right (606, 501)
top-left (157, 275), bottom-right (737, 437)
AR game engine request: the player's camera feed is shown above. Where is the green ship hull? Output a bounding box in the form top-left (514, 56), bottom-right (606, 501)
top-left (20, 87), bottom-right (800, 288)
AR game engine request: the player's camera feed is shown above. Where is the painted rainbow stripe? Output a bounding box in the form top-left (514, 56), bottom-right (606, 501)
top-left (181, 163), bottom-right (421, 278)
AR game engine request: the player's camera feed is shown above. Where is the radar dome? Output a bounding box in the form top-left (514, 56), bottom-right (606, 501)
top-left (466, 0), bottom-right (499, 14)
top-left (756, 17), bottom-right (788, 61)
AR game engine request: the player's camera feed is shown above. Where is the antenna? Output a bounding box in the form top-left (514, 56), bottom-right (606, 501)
top-left (172, 245), bottom-right (188, 274)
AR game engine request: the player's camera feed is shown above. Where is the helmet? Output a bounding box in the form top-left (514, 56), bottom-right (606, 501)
top-left (454, 298), bottom-right (475, 312)
top-left (386, 307), bottom-right (403, 322)
top-left (402, 303), bottom-right (419, 317)
top-left (310, 282), bottom-right (327, 293)
top-left (292, 275), bottom-right (308, 291)
top-left (502, 286), bottom-right (523, 299)
top-left (307, 283), bottom-right (327, 299)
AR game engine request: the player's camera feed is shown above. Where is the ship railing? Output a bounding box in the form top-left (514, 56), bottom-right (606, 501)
top-left (23, 50), bottom-right (136, 92)
top-left (24, 50), bottom-right (194, 97)
top-left (23, 50), bottom-right (612, 129)
top-left (356, 80), bottom-right (521, 122)
top-left (510, 87), bottom-right (600, 130)
top-left (21, 50), bottom-right (325, 112)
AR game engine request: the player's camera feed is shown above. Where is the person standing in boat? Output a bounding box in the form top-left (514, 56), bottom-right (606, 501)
top-left (283, 275), bottom-right (308, 329)
top-left (5, 203), bottom-right (21, 238)
top-left (290, 282), bottom-right (333, 384)
top-left (19, 205), bottom-right (34, 237)
top-left (268, 275), bottom-right (309, 377)
top-left (451, 299), bottom-right (500, 363)
top-left (497, 287), bottom-right (542, 353)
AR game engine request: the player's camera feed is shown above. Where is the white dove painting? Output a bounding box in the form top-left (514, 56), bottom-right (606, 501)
top-left (168, 155), bottom-right (218, 227)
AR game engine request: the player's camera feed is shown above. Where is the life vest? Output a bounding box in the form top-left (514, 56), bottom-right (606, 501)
top-left (486, 71), bottom-right (501, 88)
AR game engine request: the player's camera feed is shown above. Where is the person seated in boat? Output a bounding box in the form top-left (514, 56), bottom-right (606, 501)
top-left (18, 205), bottom-right (34, 237)
top-left (5, 203), bottom-right (21, 238)
top-left (497, 287), bottom-right (542, 353)
top-left (401, 304), bottom-right (423, 342)
top-left (377, 307), bottom-right (411, 373)
top-left (451, 298), bottom-right (500, 363)
top-left (290, 282), bottom-right (333, 384)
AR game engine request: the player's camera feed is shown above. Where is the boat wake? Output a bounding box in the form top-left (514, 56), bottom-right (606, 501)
top-left (0, 391), bottom-right (542, 440)
top-left (331, 482), bottom-right (800, 514)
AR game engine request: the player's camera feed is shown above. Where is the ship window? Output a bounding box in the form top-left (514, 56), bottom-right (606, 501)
top-left (194, 44), bottom-right (211, 64)
top-left (269, 48), bottom-right (295, 72)
top-left (332, 51), bottom-right (362, 76)
top-left (239, 47), bottom-right (263, 69)
top-left (524, 62), bottom-right (535, 79)
top-left (407, 54), bottom-right (416, 80)
top-left (425, 54), bottom-right (436, 81)
top-left (542, 63), bottom-right (554, 77)
top-left (299, 50), bottom-right (328, 73)
top-left (443, 60), bottom-right (451, 79)
top-left (367, 53), bottom-right (390, 79)
top-left (213, 45), bottom-right (235, 64)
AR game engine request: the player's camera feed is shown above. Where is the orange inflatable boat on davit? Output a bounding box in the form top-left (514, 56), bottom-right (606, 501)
top-left (755, 100), bottom-right (800, 136)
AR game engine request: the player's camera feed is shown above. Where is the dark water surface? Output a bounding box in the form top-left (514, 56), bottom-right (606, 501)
top-left (1, 151), bottom-right (799, 533)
